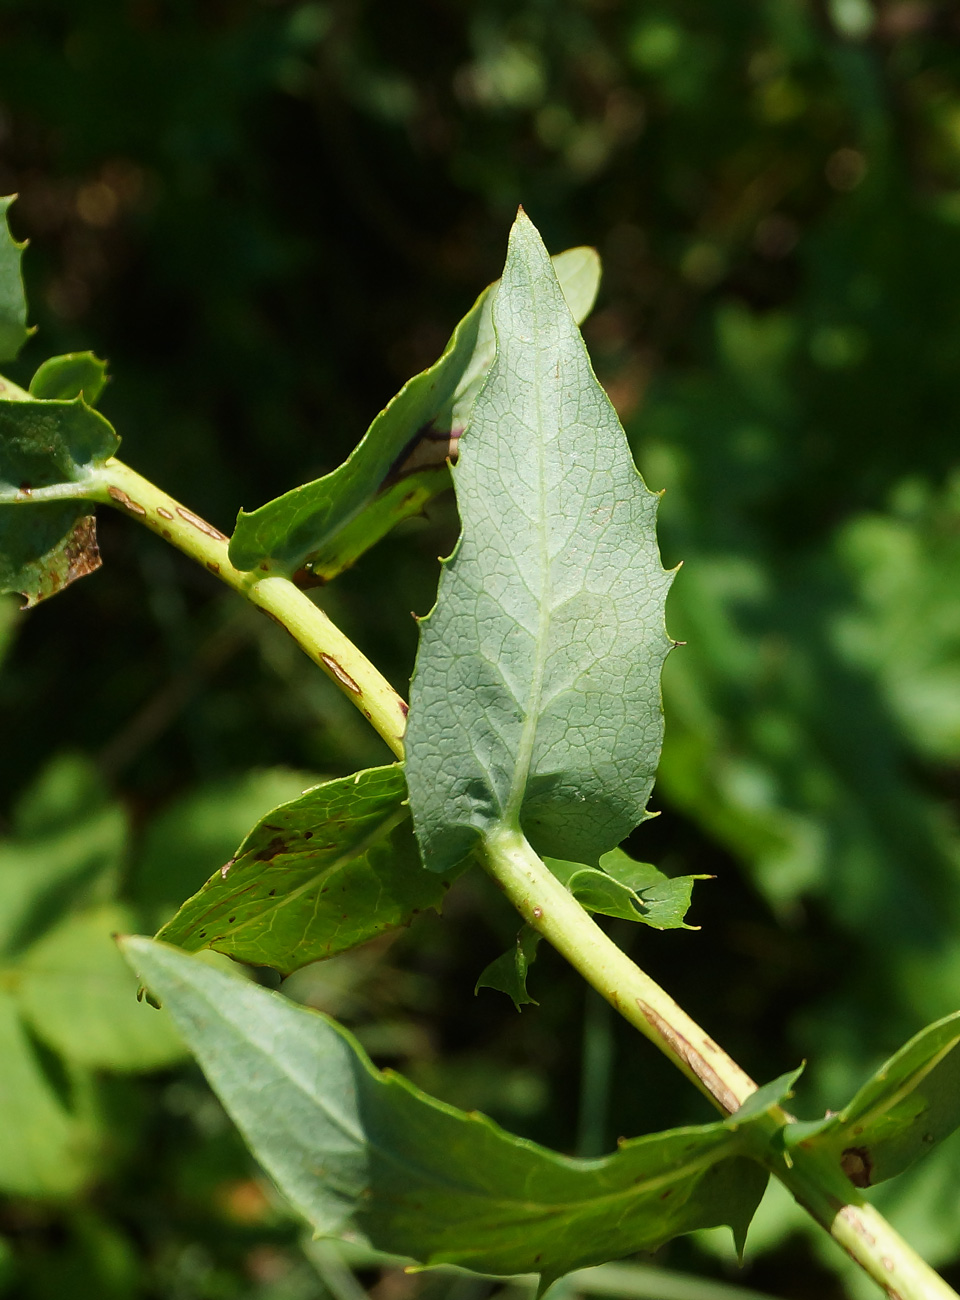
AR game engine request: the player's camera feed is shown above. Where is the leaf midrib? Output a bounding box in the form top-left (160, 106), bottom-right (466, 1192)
top-left (504, 291), bottom-right (554, 827)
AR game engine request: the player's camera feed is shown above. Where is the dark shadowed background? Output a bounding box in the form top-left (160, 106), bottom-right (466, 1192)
top-left (1, 2), bottom-right (960, 1298)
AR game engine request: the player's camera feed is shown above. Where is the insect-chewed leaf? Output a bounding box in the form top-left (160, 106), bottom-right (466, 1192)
top-left (546, 849), bottom-right (706, 930)
top-left (0, 196), bottom-right (29, 363)
top-left (227, 248), bottom-right (600, 581)
top-left (406, 211), bottom-right (674, 874)
top-left (785, 1011), bottom-right (960, 1187)
top-left (123, 937), bottom-right (770, 1285)
top-left (155, 765), bottom-right (454, 975)
top-left (0, 398), bottom-right (120, 606)
top-left (29, 352), bottom-right (109, 405)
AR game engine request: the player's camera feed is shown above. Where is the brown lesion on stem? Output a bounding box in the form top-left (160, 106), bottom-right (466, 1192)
top-left (107, 485), bottom-right (147, 516)
top-left (637, 999), bottom-right (748, 1114)
top-left (176, 505), bottom-right (227, 541)
top-left (320, 653), bottom-right (361, 694)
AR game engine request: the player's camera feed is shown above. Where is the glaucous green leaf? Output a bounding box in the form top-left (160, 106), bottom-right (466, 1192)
top-left (228, 247), bottom-right (600, 581)
top-left (0, 397), bottom-right (120, 605)
top-left (124, 937), bottom-right (769, 1285)
top-left (0, 197), bottom-right (29, 362)
top-left (0, 989), bottom-right (102, 1197)
top-left (29, 352), bottom-right (109, 405)
top-left (406, 211), bottom-right (673, 873)
top-left (17, 904), bottom-right (185, 1072)
top-left (155, 765), bottom-right (453, 975)
top-left (546, 849), bottom-right (705, 930)
top-left (785, 1012), bottom-right (960, 1187)
top-left (476, 926), bottom-right (542, 1009)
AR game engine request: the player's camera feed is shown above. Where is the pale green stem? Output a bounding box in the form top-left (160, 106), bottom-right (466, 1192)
top-left (88, 459), bottom-right (407, 758)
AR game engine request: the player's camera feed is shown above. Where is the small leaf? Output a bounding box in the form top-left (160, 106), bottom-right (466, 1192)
top-left (0, 196), bottom-right (29, 362)
top-left (123, 937), bottom-right (770, 1284)
top-left (17, 904), bottom-right (185, 1072)
top-left (785, 1012), bottom-right (960, 1187)
top-left (476, 926), bottom-right (542, 1009)
top-left (0, 988), bottom-right (103, 1197)
top-left (228, 248), bottom-right (600, 581)
top-left (406, 212), bottom-right (673, 873)
top-left (0, 398), bottom-right (120, 606)
top-left (546, 850), bottom-right (705, 930)
top-left (29, 352), bottom-right (109, 405)
top-left (155, 765), bottom-right (454, 975)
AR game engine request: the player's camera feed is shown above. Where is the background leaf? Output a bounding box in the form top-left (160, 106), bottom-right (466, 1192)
top-left (786, 1012), bottom-right (960, 1187)
top-left (0, 196), bottom-right (28, 363)
top-left (0, 990), bottom-right (103, 1198)
top-left (406, 212), bottom-right (672, 872)
top-left (155, 765), bottom-right (454, 974)
top-left (227, 247), bottom-right (600, 581)
top-left (17, 904), bottom-right (185, 1071)
top-left (124, 937), bottom-right (770, 1285)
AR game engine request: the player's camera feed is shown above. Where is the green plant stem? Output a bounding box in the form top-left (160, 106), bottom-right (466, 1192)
top-left (78, 453), bottom-right (958, 1300)
top-left (90, 458), bottom-right (407, 758)
top-left (482, 825), bottom-right (757, 1113)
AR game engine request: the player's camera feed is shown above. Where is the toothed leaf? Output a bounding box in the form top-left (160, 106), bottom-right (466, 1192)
top-left (547, 849), bottom-right (706, 930)
top-left (124, 937), bottom-right (770, 1286)
top-left (406, 212), bottom-right (673, 873)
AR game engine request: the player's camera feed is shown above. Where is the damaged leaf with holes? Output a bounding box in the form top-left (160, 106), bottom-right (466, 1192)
top-left (155, 765), bottom-right (455, 974)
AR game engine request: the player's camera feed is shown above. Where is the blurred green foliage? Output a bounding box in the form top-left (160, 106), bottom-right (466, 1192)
top-left (1, 1), bottom-right (960, 1297)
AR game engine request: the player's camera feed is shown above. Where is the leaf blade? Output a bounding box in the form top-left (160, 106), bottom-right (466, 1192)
top-left (155, 765), bottom-right (453, 974)
top-left (406, 212), bottom-right (673, 872)
top-left (123, 936), bottom-right (769, 1283)
top-left (786, 1012), bottom-right (960, 1186)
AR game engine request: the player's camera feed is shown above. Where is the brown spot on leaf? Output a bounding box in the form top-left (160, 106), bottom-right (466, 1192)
top-left (841, 1146), bottom-right (873, 1188)
top-left (254, 836), bottom-right (287, 863)
top-left (220, 859), bottom-right (235, 880)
